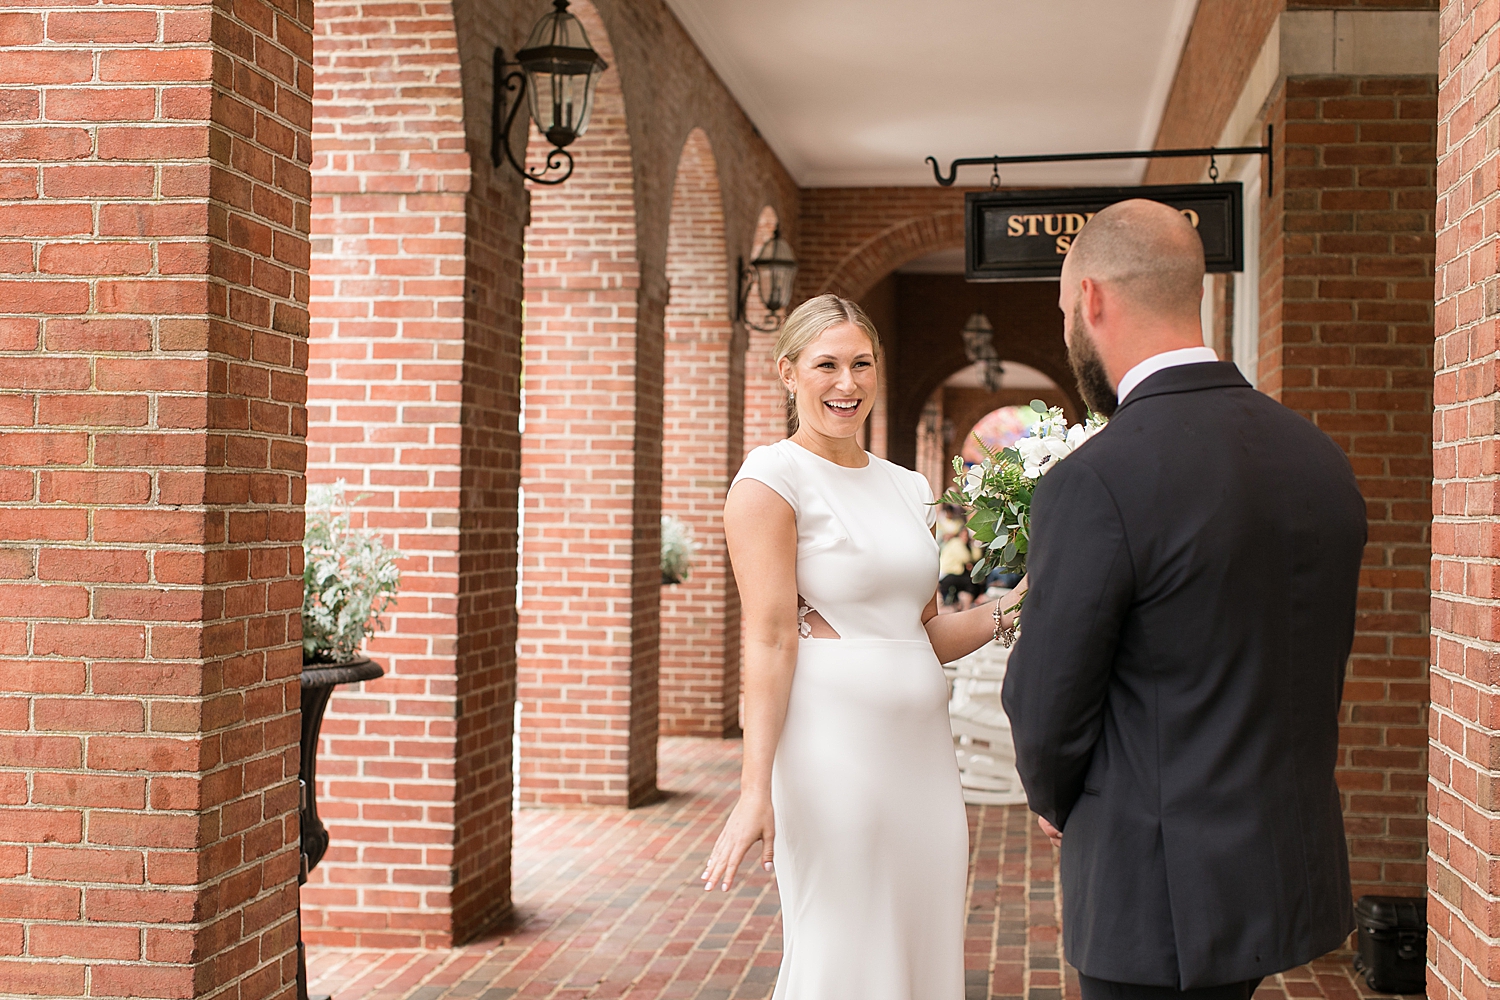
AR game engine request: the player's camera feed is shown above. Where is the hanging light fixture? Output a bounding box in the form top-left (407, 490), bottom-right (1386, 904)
top-left (960, 312), bottom-right (1006, 392)
top-left (491, 0), bottom-right (608, 186)
top-left (737, 227), bottom-right (799, 331)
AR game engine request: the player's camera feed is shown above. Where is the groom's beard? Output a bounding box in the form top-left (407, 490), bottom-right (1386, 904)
top-left (1066, 305), bottom-right (1118, 418)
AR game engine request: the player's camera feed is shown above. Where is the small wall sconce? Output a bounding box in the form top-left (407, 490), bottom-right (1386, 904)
top-left (737, 227), bottom-right (798, 331)
top-left (961, 312), bottom-right (1006, 392)
top-left (491, 0), bottom-right (608, 186)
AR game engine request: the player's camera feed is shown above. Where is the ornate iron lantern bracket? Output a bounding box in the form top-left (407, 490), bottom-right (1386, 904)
top-left (490, 0), bottom-right (608, 186)
top-left (737, 226), bottom-right (798, 332)
top-left (492, 48), bottom-right (574, 185)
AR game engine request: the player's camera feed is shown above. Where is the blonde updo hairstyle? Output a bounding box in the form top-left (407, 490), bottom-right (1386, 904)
top-left (774, 293), bottom-right (883, 435)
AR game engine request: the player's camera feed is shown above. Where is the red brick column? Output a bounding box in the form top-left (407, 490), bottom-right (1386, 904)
top-left (1260, 74), bottom-right (1434, 896)
top-left (517, 4), bottom-right (659, 807)
top-left (301, 0), bottom-right (477, 949)
top-left (1431, 1), bottom-right (1500, 994)
top-left (303, 0), bottom-right (523, 946)
top-left (0, 0), bottom-right (311, 994)
top-left (660, 128), bottom-right (739, 738)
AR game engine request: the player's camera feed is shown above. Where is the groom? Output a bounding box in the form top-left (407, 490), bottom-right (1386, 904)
top-left (1003, 199), bottom-right (1366, 1000)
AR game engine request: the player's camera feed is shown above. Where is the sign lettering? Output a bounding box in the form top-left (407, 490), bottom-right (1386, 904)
top-left (965, 182), bottom-right (1244, 281)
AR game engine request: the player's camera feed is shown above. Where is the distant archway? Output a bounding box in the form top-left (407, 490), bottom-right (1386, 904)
top-left (960, 405), bottom-right (1038, 463)
top-left (660, 129), bottom-right (739, 739)
top-left (911, 362), bottom-right (1076, 498)
top-left (819, 211), bottom-right (965, 302)
top-left (865, 274), bottom-right (1084, 470)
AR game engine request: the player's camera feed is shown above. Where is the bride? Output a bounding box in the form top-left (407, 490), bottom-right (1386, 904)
top-left (700, 293), bottom-right (1023, 999)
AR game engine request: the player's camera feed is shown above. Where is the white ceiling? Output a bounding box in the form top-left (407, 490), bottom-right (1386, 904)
top-left (664, 0), bottom-right (1199, 188)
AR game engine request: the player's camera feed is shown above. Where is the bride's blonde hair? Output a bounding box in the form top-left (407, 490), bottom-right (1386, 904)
top-left (774, 294), bottom-right (882, 434)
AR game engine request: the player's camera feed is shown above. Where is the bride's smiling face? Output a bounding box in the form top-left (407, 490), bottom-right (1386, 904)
top-left (780, 322), bottom-right (879, 440)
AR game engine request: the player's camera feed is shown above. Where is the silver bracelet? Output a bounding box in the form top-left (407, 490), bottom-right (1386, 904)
top-left (992, 601), bottom-right (1018, 647)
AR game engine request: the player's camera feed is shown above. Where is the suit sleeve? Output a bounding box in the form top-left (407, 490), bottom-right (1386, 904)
top-left (1001, 457), bottom-right (1133, 830)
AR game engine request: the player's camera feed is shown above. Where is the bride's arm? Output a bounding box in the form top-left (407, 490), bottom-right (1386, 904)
top-left (922, 576), bottom-right (1027, 664)
top-left (701, 479), bottom-right (799, 893)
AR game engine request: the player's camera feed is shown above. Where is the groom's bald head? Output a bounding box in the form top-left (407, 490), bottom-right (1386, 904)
top-left (1062, 199), bottom-right (1205, 320)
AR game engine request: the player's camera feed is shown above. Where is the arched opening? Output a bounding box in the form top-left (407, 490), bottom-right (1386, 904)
top-left (856, 250), bottom-right (1083, 473)
top-left (741, 206), bottom-right (786, 453)
top-left (659, 130), bottom-right (739, 738)
top-left (516, 1), bottom-right (658, 808)
top-left (960, 404), bottom-right (1043, 463)
top-left (304, 0), bottom-right (484, 948)
top-left (913, 361), bottom-right (1075, 500)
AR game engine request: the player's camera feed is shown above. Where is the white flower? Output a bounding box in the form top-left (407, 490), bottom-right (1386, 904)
top-left (1016, 437), bottom-right (1051, 478)
top-left (963, 465), bottom-right (985, 500)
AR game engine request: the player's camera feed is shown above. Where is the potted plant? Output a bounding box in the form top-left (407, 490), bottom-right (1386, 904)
top-left (296, 482), bottom-right (401, 1000)
top-left (661, 513), bottom-right (696, 585)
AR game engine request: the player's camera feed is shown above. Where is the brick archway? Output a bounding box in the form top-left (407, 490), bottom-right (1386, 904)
top-left (817, 211), bottom-right (965, 302)
top-left (794, 188), bottom-right (970, 305)
top-left (945, 388), bottom-right (1078, 461)
top-left (659, 129), bottom-right (739, 739)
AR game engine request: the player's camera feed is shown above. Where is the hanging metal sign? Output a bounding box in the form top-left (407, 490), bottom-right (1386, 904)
top-left (965, 181), bottom-right (1244, 281)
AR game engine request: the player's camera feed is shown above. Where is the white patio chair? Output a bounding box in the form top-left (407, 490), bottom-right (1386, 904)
top-left (945, 639), bottom-right (1029, 806)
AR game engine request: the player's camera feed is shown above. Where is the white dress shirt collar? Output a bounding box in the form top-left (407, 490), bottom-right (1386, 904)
top-left (1115, 347), bottom-right (1221, 405)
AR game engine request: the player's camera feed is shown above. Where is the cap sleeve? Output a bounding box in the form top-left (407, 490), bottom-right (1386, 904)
top-left (731, 445), bottom-right (798, 517)
top-left (916, 471), bottom-right (938, 530)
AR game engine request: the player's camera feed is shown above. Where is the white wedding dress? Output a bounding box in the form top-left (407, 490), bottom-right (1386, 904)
top-left (732, 439), bottom-right (967, 1000)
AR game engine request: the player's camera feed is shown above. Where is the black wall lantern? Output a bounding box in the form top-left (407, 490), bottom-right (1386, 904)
top-left (737, 227), bottom-right (798, 332)
top-left (961, 311), bottom-right (1006, 392)
top-left (491, 0), bottom-right (608, 186)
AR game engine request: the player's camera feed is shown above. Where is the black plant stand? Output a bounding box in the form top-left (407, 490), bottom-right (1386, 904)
top-left (296, 657), bottom-right (384, 1000)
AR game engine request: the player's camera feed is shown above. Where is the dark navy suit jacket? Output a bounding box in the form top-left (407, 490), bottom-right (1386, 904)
top-left (1003, 362), bottom-right (1365, 989)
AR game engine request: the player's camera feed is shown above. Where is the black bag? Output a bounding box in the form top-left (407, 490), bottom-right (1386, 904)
top-left (1352, 895), bottom-right (1426, 994)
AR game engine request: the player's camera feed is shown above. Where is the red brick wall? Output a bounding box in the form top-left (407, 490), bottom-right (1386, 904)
top-left (0, 0), bottom-right (312, 993)
top-left (1144, 0), bottom-right (1281, 185)
top-left (517, 3), bottom-right (658, 808)
top-left (447, 33), bottom-right (529, 955)
top-left (1259, 74), bottom-right (1436, 896)
top-left (660, 128), bottom-right (740, 738)
top-left (1431, 1), bottom-right (1500, 994)
top-left (797, 187), bottom-right (968, 304)
top-left (302, 0), bottom-right (475, 948)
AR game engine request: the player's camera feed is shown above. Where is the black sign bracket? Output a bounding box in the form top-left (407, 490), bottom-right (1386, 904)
top-left (927, 125), bottom-right (1274, 194)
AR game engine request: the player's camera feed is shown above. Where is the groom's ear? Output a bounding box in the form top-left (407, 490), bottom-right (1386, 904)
top-left (1079, 277), bottom-right (1106, 324)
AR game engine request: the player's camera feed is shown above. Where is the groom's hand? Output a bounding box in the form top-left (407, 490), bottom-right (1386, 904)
top-left (1038, 816), bottom-right (1062, 849)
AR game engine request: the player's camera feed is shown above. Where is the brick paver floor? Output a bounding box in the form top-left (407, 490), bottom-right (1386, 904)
top-left (307, 738), bottom-right (1405, 1000)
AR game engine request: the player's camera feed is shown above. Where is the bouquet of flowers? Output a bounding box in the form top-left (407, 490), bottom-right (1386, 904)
top-left (939, 400), bottom-right (1107, 582)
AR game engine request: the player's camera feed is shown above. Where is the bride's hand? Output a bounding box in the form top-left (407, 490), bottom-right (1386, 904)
top-left (702, 793), bottom-right (775, 892)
